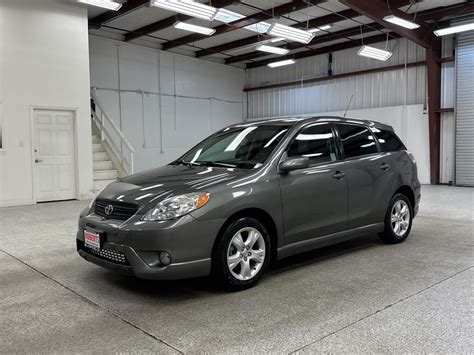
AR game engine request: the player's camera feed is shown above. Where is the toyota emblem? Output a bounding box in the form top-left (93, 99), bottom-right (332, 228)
top-left (104, 204), bottom-right (114, 215)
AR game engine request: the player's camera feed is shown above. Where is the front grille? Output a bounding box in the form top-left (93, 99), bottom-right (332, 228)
top-left (78, 240), bottom-right (130, 265)
top-left (89, 247), bottom-right (128, 264)
top-left (94, 199), bottom-right (138, 220)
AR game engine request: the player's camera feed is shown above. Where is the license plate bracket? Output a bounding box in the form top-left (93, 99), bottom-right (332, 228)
top-left (84, 230), bottom-right (102, 251)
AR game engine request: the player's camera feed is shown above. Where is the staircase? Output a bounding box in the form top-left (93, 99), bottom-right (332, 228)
top-left (90, 88), bottom-right (135, 193)
top-left (92, 134), bottom-right (119, 192)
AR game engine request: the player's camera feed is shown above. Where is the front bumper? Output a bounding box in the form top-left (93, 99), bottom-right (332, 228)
top-left (76, 210), bottom-right (224, 280)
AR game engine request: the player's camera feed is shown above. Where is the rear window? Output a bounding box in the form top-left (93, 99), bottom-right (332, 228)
top-left (371, 128), bottom-right (406, 152)
top-left (336, 124), bottom-right (378, 158)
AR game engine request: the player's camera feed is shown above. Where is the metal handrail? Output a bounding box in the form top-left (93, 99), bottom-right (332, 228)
top-left (90, 89), bottom-right (135, 175)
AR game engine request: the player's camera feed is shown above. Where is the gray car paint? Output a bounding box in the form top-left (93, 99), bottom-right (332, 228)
top-left (77, 116), bottom-right (421, 280)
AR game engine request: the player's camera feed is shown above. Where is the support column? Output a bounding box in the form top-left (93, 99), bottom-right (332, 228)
top-left (426, 38), bottom-right (442, 184)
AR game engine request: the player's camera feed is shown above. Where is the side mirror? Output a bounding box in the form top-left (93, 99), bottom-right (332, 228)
top-left (279, 156), bottom-right (309, 173)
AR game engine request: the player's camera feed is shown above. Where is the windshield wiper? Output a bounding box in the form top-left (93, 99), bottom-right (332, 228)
top-left (195, 161), bottom-right (237, 168)
top-left (174, 159), bottom-right (201, 167)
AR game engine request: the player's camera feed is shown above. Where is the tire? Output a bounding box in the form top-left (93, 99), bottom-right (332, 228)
top-left (212, 218), bottom-right (271, 291)
top-left (378, 193), bottom-right (413, 244)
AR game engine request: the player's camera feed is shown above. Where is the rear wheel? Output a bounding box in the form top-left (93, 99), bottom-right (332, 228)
top-left (378, 193), bottom-right (413, 244)
top-left (212, 218), bottom-right (271, 291)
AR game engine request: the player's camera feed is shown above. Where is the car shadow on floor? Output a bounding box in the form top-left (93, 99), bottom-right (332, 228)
top-left (98, 233), bottom-right (385, 297)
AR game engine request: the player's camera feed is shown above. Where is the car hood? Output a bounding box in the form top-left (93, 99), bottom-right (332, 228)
top-left (98, 164), bottom-right (251, 209)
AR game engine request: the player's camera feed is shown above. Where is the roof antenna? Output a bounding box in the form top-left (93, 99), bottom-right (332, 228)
top-left (343, 94), bottom-right (355, 118)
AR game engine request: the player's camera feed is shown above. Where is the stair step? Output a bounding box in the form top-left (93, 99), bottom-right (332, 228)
top-left (93, 179), bottom-right (116, 192)
top-left (92, 143), bottom-right (105, 153)
top-left (92, 135), bottom-right (100, 144)
top-left (94, 169), bottom-right (118, 180)
top-left (93, 152), bottom-right (108, 161)
top-left (93, 160), bottom-right (114, 171)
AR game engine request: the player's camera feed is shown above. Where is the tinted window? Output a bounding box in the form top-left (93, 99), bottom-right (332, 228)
top-left (337, 124), bottom-right (378, 158)
top-left (178, 125), bottom-right (289, 169)
top-left (287, 124), bottom-right (337, 164)
top-left (371, 128), bottom-right (406, 152)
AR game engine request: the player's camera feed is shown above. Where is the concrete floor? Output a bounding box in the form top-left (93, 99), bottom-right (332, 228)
top-left (0, 185), bottom-right (473, 353)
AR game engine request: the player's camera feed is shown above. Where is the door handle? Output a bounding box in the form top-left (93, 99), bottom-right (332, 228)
top-left (380, 163), bottom-right (390, 171)
top-left (333, 171), bottom-right (345, 180)
top-left (35, 159), bottom-right (43, 163)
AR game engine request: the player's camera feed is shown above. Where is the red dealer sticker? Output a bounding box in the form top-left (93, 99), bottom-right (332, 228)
top-left (84, 230), bottom-right (101, 251)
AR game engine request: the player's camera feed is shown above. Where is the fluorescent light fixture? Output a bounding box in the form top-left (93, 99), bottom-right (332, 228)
top-left (357, 45), bottom-right (393, 61)
top-left (269, 37), bottom-right (285, 43)
top-left (267, 59), bottom-right (296, 68)
top-left (246, 21), bottom-right (271, 34)
top-left (434, 22), bottom-right (474, 37)
top-left (213, 8), bottom-right (245, 23)
top-left (209, 8), bottom-right (273, 34)
top-left (150, 0), bottom-right (218, 21)
top-left (309, 24), bottom-right (333, 33)
top-left (256, 44), bottom-right (289, 55)
top-left (267, 23), bottom-right (315, 44)
top-left (77, 0), bottom-right (122, 10)
top-left (383, 15), bottom-right (420, 30)
top-left (173, 21), bottom-right (215, 35)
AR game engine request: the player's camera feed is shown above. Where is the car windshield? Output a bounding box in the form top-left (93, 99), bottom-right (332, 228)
top-left (174, 124), bottom-right (289, 169)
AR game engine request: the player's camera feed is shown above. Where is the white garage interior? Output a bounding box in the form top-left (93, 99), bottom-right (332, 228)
top-left (0, 0), bottom-right (473, 353)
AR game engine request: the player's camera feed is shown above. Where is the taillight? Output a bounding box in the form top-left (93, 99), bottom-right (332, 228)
top-left (406, 150), bottom-right (416, 163)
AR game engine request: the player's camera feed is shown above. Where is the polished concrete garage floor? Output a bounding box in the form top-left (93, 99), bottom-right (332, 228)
top-left (1, 185), bottom-right (473, 353)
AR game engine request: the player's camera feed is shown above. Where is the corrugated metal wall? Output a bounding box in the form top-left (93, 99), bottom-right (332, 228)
top-left (246, 38), bottom-right (426, 119)
top-left (455, 31), bottom-right (474, 186)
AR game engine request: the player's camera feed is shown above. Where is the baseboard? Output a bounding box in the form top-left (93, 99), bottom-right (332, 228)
top-left (0, 198), bottom-right (35, 208)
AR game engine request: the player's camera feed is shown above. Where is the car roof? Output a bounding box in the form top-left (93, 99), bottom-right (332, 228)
top-left (242, 116), bottom-right (394, 131)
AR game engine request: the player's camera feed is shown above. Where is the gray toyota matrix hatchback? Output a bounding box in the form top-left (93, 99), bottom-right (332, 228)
top-left (77, 117), bottom-right (420, 290)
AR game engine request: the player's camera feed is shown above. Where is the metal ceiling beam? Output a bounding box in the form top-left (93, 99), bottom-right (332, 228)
top-left (246, 32), bottom-right (401, 69)
top-left (245, 60), bottom-right (425, 92)
top-left (415, 2), bottom-right (474, 22)
top-left (160, 0), bottom-right (319, 50)
top-left (196, 8), bottom-right (359, 58)
top-left (230, 2), bottom-right (466, 66)
top-left (89, 0), bottom-right (149, 29)
top-left (225, 23), bottom-right (385, 64)
top-left (196, 0), bottom-right (418, 58)
top-left (338, 0), bottom-right (432, 48)
top-left (124, 13), bottom-right (193, 41)
top-left (124, 0), bottom-right (235, 42)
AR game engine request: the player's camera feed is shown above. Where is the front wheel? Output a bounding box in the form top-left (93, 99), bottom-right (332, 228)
top-left (378, 194), bottom-right (413, 244)
top-left (212, 218), bottom-right (271, 291)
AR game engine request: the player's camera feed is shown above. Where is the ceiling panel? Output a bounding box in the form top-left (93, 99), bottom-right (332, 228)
top-left (106, 6), bottom-right (176, 30)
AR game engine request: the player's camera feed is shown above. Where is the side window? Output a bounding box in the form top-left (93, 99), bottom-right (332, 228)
top-left (371, 128), bottom-right (406, 152)
top-left (337, 124), bottom-right (378, 158)
top-left (287, 124), bottom-right (337, 165)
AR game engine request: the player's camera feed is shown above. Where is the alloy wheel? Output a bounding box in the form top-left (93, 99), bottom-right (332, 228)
top-left (226, 227), bottom-right (266, 281)
top-left (391, 200), bottom-right (410, 237)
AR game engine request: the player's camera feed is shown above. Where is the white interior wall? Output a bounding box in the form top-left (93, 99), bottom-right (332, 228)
top-left (0, 0), bottom-right (92, 207)
top-left (89, 36), bottom-right (246, 173)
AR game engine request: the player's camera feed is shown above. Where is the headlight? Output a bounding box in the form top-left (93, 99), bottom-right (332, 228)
top-left (143, 192), bottom-right (210, 221)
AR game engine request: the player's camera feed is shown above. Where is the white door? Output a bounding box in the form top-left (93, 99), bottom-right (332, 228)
top-left (34, 110), bottom-right (76, 202)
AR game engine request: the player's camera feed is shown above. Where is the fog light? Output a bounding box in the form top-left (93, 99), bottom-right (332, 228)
top-left (159, 251), bottom-right (171, 266)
